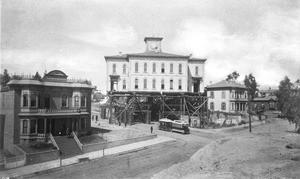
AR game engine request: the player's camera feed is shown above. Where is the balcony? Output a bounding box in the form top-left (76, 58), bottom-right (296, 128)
top-left (19, 108), bottom-right (87, 116)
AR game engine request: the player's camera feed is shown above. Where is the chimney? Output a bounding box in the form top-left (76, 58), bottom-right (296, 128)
top-left (189, 54), bottom-right (193, 58)
top-left (119, 52), bottom-right (122, 56)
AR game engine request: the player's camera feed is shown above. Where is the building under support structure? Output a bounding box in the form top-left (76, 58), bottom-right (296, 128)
top-left (107, 91), bottom-right (208, 127)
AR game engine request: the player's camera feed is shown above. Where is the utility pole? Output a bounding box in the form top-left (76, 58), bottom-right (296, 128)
top-left (247, 89), bottom-right (252, 132)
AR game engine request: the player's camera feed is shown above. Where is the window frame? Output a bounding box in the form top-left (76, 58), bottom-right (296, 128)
top-left (170, 79), bottom-right (173, 90)
top-left (135, 62), bottom-right (138, 73)
top-left (62, 94), bottom-right (68, 108)
top-left (161, 79), bottom-right (165, 90)
top-left (135, 78), bottom-right (138, 89)
top-left (161, 63), bottom-right (165, 73)
top-left (178, 79), bottom-right (182, 90)
top-left (112, 64), bottom-right (117, 73)
top-left (143, 78), bottom-right (147, 89)
top-left (123, 64), bottom-right (126, 74)
top-left (221, 102), bottom-right (226, 110)
top-left (81, 95), bottom-right (86, 107)
top-left (23, 94), bottom-right (29, 107)
top-left (144, 63), bottom-right (147, 73)
top-left (210, 91), bottom-right (214, 99)
top-left (122, 79), bottom-right (126, 90)
top-left (210, 102), bottom-right (214, 111)
top-left (153, 63), bottom-right (156, 73)
top-left (170, 63), bottom-right (173, 73)
top-left (152, 79), bottom-right (156, 89)
top-left (179, 64), bottom-right (182, 74)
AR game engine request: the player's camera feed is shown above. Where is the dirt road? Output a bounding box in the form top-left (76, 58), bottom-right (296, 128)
top-left (29, 128), bottom-right (220, 179)
top-left (153, 118), bottom-right (300, 179)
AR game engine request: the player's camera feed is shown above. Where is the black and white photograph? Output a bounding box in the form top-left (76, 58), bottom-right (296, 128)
top-left (0, 0), bottom-right (299, 178)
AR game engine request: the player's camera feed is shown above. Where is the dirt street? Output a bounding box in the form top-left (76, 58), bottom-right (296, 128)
top-left (29, 124), bottom-right (221, 179)
top-left (153, 118), bottom-right (300, 179)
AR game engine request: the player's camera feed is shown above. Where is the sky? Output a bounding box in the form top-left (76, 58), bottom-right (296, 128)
top-left (1, 0), bottom-right (299, 93)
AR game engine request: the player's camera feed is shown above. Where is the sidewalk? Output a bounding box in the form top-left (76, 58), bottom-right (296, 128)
top-left (0, 135), bottom-right (175, 178)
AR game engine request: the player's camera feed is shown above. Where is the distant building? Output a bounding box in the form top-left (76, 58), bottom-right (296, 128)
top-left (105, 37), bottom-right (206, 93)
top-left (206, 80), bottom-right (248, 113)
top-left (253, 87), bottom-right (278, 110)
top-left (0, 70), bottom-right (94, 152)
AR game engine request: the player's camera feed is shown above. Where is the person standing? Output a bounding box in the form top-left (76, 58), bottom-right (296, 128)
top-left (150, 126), bottom-right (153, 134)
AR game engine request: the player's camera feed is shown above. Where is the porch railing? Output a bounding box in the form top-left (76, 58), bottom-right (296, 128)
top-left (72, 131), bottom-right (83, 150)
top-left (20, 108), bottom-right (87, 114)
top-left (49, 133), bottom-right (60, 151)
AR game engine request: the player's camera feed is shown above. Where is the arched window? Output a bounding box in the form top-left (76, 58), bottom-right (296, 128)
top-left (170, 63), bottom-right (173, 73)
top-left (30, 93), bottom-right (37, 107)
top-left (195, 66), bottom-right (199, 75)
top-left (144, 63), bottom-right (147, 73)
top-left (122, 79), bottom-right (126, 89)
top-left (179, 64), bottom-right (182, 74)
top-left (170, 79), bottom-right (173, 90)
top-left (152, 79), bottom-right (156, 89)
top-left (123, 64), bottom-right (126, 74)
top-left (135, 62), bottom-right (138, 72)
top-left (161, 63), bottom-right (165, 73)
top-left (62, 94), bottom-right (68, 107)
top-left (30, 120), bottom-right (37, 134)
top-left (135, 78), bottom-right (138, 89)
top-left (81, 95), bottom-right (86, 107)
top-left (75, 96), bottom-right (80, 107)
top-left (22, 120), bottom-right (28, 134)
top-left (221, 102), bottom-right (226, 110)
top-left (178, 79), bottom-right (182, 90)
top-left (112, 64), bottom-right (116, 73)
top-left (143, 79), bottom-right (147, 89)
top-left (153, 63), bottom-right (156, 73)
top-left (222, 91), bottom-right (226, 99)
top-left (210, 91), bottom-right (214, 99)
top-left (210, 102), bottom-right (214, 111)
top-left (23, 94), bottom-right (28, 107)
top-left (161, 79), bottom-right (165, 90)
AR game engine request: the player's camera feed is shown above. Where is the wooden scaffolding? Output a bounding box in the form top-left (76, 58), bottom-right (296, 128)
top-left (107, 91), bottom-right (208, 127)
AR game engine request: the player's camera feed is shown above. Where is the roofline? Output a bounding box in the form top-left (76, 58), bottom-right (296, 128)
top-left (7, 80), bottom-right (95, 89)
top-left (127, 54), bottom-right (190, 58)
top-left (206, 86), bottom-right (246, 90)
top-left (188, 58), bottom-right (207, 62)
top-left (144, 37), bottom-right (163, 42)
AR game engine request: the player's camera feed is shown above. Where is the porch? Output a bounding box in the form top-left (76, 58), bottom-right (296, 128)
top-left (20, 116), bottom-right (89, 140)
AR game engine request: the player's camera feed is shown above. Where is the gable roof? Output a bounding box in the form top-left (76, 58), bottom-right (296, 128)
top-left (206, 80), bottom-right (246, 89)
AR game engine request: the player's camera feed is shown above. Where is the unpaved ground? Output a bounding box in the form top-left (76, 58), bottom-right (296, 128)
top-left (153, 118), bottom-right (300, 179)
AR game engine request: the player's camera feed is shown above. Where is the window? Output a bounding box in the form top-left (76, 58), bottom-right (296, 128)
top-left (123, 64), bottom-right (126, 74)
top-left (31, 93), bottom-right (37, 107)
top-left (123, 79), bottom-right (126, 89)
top-left (210, 102), bottom-right (214, 111)
top-left (221, 102), bottom-right (226, 110)
top-left (179, 64), bottom-right (182, 74)
top-left (195, 66), bottom-right (199, 75)
top-left (161, 79), bottom-right (165, 90)
top-left (178, 79), bottom-right (182, 90)
top-left (22, 120), bottom-right (28, 134)
top-left (170, 64), bottom-right (173, 73)
top-left (135, 78), bottom-right (138, 89)
top-left (144, 63), bottom-right (147, 73)
top-left (161, 63), bottom-right (165, 73)
top-left (112, 64), bottom-right (116, 73)
top-left (210, 91), bottom-right (214, 99)
top-left (152, 79), bottom-right (156, 89)
top-left (143, 79), bottom-right (147, 89)
top-left (153, 63), bottom-right (156, 73)
top-left (135, 62), bottom-right (138, 72)
top-left (232, 103), bottom-right (235, 110)
top-left (23, 94), bottom-right (28, 107)
top-left (170, 79), bottom-right (173, 90)
top-left (81, 95), bottom-right (86, 107)
top-left (75, 96), bottom-right (80, 107)
top-left (222, 91), bottom-right (226, 99)
top-left (270, 101), bottom-right (275, 109)
top-left (62, 94), bottom-right (68, 107)
top-left (30, 120), bottom-right (36, 134)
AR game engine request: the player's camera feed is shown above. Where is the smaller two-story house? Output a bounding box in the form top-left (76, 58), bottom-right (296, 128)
top-left (206, 80), bottom-right (248, 113)
top-left (0, 70), bottom-right (94, 152)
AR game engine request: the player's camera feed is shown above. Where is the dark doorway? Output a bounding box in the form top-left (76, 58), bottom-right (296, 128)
top-left (44, 94), bottom-right (50, 109)
top-left (193, 80), bottom-right (200, 92)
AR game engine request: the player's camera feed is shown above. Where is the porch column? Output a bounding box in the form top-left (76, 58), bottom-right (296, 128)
top-left (44, 118), bottom-right (47, 141)
top-left (49, 118), bottom-right (52, 134)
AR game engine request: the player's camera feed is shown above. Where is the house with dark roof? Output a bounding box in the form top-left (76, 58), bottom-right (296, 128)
top-left (0, 70), bottom-right (94, 153)
top-left (206, 80), bottom-right (248, 113)
top-left (251, 96), bottom-right (278, 110)
top-left (105, 37), bottom-right (206, 93)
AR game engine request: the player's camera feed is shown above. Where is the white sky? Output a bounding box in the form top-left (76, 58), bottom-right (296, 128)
top-left (1, 0), bottom-right (299, 92)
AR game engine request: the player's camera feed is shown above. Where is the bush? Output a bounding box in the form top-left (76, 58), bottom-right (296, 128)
top-left (238, 120), bottom-right (247, 125)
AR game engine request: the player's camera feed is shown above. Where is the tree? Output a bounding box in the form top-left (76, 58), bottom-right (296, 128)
top-left (226, 71), bottom-right (240, 81)
top-left (0, 69), bottom-right (11, 87)
top-left (244, 74), bottom-right (258, 101)
top-left (276, 76), bottom-right (300, 133)
top-left (33, 71), bottom-right (42, 81)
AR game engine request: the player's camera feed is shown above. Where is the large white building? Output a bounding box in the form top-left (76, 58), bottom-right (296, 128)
top-left (105, 37), bottom-right (206, 93)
